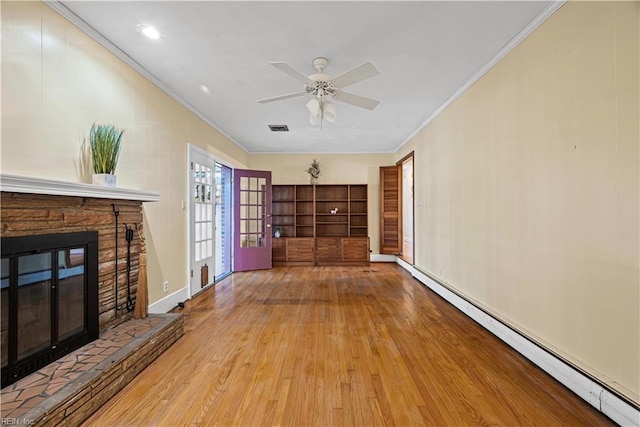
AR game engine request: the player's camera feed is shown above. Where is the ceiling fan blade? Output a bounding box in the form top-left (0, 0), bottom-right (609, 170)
top-left (330, 62), bottom-right (379, 89)
top-left (333, 90), bottom-right (379, 110)
top-left (257, 92), bottom-right (307, 104)
top-left (270, 61), bottom-right (314, 85)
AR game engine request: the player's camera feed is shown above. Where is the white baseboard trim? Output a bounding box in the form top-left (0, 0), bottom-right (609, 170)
top-left (395, 256), bottom-right (413, 273)
top-left (148, 286), bottom-right (189, 314)
top-left (371, 254), bottom-right (396, 262)
top-left (411, 268), bottom-right (639, 427)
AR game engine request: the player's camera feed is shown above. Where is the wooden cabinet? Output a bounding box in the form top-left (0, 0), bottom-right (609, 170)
top-left (286, 238), bottom-right (315, 263)
top-left (272, 184), bottom-right (369, 266)
top-left (316, 237), bottom-right (369, 266)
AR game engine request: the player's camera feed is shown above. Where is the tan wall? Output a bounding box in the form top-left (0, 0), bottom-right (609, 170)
top-left (396, 1), bottom-right (639, 401)
top-left (249, 153), bottom-right (394, 254)
top-left (1, 1), bottom-right (249, 304)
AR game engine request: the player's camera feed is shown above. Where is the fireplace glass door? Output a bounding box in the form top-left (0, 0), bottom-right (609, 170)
top-left (1, 232), bottom-right (98, 387)
top-left (16, 252), bottom-right (53, 361)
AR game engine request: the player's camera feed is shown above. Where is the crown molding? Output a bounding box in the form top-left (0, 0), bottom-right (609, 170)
top-left (43, 0), bottom-right (249, 155)
top-left (394, 0), bottom-right (567, 153)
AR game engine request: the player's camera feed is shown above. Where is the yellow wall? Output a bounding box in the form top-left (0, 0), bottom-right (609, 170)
top-left (396, 1), bottom-right (639, 401)
top-left (1, 1), bottom-right (249, 304)
top-left (249, 153), bottom-right (394, 254)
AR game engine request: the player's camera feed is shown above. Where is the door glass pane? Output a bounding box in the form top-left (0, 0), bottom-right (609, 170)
top-left (249, 177), bottom-right (257, 191)
top-left (1, 258), bottom-right (9, 368)
top-left (249, 192), bottom-right (258, 204)
top-left (17, 253), bottom-right (52, 360)
top-left (215, 163), bottom-right (232, 281)
top-left (241, 176), bottom-right (249, 190)
top-left (58, 248), bottom-right (85, 341)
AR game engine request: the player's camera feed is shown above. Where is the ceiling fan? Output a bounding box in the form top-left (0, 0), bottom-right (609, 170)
top-left (257, 57), bottom-right (380, 127)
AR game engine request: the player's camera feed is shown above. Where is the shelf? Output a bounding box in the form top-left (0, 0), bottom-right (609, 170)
top-left (272, 183), bottom-right (370, 266)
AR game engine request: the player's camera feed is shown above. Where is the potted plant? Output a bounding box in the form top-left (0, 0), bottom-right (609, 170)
top-left (89, 123), bottom-right (124, 187)
top-left (306, 158), bottom-right (321, 184)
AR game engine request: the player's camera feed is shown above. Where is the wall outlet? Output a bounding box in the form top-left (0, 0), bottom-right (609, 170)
top-left (163, 281), bottom-right (169, 293)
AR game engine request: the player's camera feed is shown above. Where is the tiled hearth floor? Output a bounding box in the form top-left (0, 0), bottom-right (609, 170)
top-left (0, 314), bottom-right (182, 423)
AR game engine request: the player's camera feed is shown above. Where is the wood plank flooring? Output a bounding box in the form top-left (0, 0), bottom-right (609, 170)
top-left (83, 264), bottom-right (613, 426)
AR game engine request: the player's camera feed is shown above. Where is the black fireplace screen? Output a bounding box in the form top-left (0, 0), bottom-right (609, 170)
top-left (1, 231), bottom-right (99, 387)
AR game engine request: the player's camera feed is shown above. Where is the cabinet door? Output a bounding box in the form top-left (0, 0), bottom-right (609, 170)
top-left (342, 238), bottom-right (369, 262)
top-left (316, 237), bottom-right (342, 262)
top-left (286, 238), bottom-right (315, 262)
top-left (272, 238), bottom-right (286, 262)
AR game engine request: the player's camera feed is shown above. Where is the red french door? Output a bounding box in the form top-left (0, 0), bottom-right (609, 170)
top-left (233, 169), bottom-right (272, 271)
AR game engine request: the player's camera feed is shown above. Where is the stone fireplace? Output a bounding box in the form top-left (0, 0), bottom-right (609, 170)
top-left (0, 174), bottom-right (160, 387)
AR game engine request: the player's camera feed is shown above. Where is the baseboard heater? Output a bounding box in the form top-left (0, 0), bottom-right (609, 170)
top-left (402, 262), bottom-right (639, 427)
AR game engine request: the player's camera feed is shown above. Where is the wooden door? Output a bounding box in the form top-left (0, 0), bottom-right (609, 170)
top-left (233, 169), bottom-right (272, 271)
top-left (379, 166), bottom-right (402, 254)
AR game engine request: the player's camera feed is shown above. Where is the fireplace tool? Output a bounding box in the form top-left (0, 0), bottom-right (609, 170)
top-left (112, 204), bottom-right (120, 316)
top-left (124, 223), bottom-right (136, 312)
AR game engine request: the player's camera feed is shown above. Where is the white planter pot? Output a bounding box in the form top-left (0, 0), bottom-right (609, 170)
top-left (92, 173), bottom-right (116, 187)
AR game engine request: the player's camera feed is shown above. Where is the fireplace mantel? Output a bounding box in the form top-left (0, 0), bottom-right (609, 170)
top-left (0, 173), bottom-right (160, 201)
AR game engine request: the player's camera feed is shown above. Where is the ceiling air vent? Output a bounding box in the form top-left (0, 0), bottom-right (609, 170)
top-left (268, 125), bottom-right (289, 132)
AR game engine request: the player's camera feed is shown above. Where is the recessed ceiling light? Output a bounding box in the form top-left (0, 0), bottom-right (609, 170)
top-left (200, 85), bottom-right (210, 94)
top-left (138, 24), bottom-right (160, 40)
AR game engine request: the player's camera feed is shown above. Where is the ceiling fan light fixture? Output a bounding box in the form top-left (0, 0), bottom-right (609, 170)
top-left (323, 101), bottom-right (336, 123)
top-left (309, 113), bottom-right (320, 126)
top-left (306, 98), bottom-right (320, 117)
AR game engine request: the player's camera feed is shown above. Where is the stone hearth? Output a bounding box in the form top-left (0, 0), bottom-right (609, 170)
top-left (0, 314), bottom-right (183, 426)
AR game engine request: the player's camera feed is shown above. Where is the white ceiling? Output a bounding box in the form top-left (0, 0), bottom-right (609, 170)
top-left (57, 1), bottom-right (556, 154)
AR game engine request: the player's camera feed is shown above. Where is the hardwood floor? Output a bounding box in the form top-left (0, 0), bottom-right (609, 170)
top-left (83, 264), bottom-right (613, 426)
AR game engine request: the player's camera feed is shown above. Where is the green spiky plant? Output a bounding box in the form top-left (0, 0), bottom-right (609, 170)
top-left (89, 123), bottom-right (124, 174)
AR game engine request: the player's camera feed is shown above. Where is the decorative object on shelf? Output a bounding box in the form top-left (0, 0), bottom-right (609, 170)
top-left (330, 207), bottom-right (338, 215)
top-left (89, 123), bottom-right (124, 187)
top-left (274, 226), bottom-right (281, 238)
top-left (306, 158), bottom-right (321, 184)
